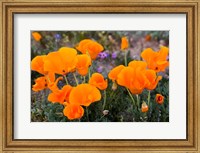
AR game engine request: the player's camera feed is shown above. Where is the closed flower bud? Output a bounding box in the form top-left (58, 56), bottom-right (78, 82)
top-left (156, 94), bottom-right (164, 104)
top-left (103, 110), bottom-right (109, 115)
top-left (112, 82), bottom-right (118, 91)
top-left (141, 101), bottom-right (148, 113)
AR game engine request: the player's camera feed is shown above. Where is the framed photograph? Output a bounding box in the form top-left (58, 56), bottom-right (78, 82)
top-left (1, 0), bottom-right (200, 152)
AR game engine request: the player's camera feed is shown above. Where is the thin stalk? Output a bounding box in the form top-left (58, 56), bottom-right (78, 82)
top-left (86, 50), bottom-right (92, 80)
top-left (73, 73), bottom-right (79, 85)
top-left (136, 94), bottom-right (140, 108)
top-left (124, 51), bottom-right (127, 66)
top-left (83, 76), bottom-right (86, 83)
top-left (148, 90), bottom-right (151, 107)
top-left (102, 90), bottom-right (107, 110)
top-left (99, 115), bottom-right (105, 121)
top-left (88, 67), bottom-right (91, 79)
top-left (126, 88), bottom-right (136, 106)
top-left (64, 75), bottom-right (68, 85)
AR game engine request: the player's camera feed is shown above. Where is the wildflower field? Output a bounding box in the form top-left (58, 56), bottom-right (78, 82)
top-left (31, 31), bottom-right (169, 122)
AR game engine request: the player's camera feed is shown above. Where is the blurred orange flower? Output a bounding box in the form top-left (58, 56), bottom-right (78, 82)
top-left (63, 104), bottom-right (84, 120)
top-left (32, 32), bottom-right (42, 42)
top-left (32, 72), bottom-right (55, 92)
top-left (44, 47), bottom-right (78, 75)
top-left (145, 70), bottom-right (162, 90)
top-left (155, 94), bottom-right (164, 104)
top-left (145, 34), bottom-right (151, 41)
top-left (69, 84), bottom-right (101, 106)
top-left (141, 46), bottom-right (169, 72)
top-left (31, 55), bottom-right (47, 75)
top-left (76, 54), bottom-right (91, 76)
top-left (48, 76), bottom-right (63, 92)
top-left (76, 39), bottom-right (104, 60)
top-left (48, 85), bottom-right (73, 104)
top-left (117, 67), bottom-right (147, 94)
top-left (89, 73), bottom-right (108, 90)
top-left (141, 102), bottom-right (148, 112)
top-left (108, 65), bottom-right (125, 82)
top-left (32, 76), bottom-right (48, 92)
top-left (121, 37), bottom-right (128, 50)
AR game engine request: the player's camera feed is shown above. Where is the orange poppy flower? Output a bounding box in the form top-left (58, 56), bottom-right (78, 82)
top-left (31, 55), bottom-right (47, 75)
top-left (141, 46), bottom-right (169, 72)
top-left (32, 72), bottom-right (55, 92)
top-left (89, 73), bottom-right (108, 90)
top-left (69, 84), bottom-right (101, 106)
top-left (48, 76), bottom-right (63, 92)
top-left (32, 76), bottom-right (48, 92)
top-left (108, 65), bottom-right (125, 82)
top-left (76, 39), bottom-right (104, 60)
top-left (145, 34), bottom-right (151, 41)
top-left (141, 102), bottom-right (148, 112)
top-left (32, 32), bottom-right (42, 42)
top-left (121, 37), bottom-right (128, 50)
top-left (48, 85), bottom-right (73, 104)
top-left (76, 54), bottom-right (91, 76)
top-left (117, 67), bottom-right (148, 94)
top-left (155, 94), bottom-right (164, 104)
top-left (128, 61), bottom-right (147, 70)
top-left (145, 70), bottom-right (162, 90)
top-left (44, 47), bottom-right (78, 75)
top-left (63, 104), bottom-right (84, 120)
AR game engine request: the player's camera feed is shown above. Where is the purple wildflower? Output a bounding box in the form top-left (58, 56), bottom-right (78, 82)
top-left (97, 66), bottom-right (103, 73)
top-left (111, 52), bottom-right (117, 59)
top-left (98, 52), bottom-right (109, 59)
top-left (54, 33), bottom-right (61, 40)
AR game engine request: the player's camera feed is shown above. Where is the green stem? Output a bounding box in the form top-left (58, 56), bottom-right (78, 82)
top-left (148, 90), bottom-right (151, 107)
top-left (136, 94), bottom-right (140, 108)
top-left (88, 67), bottom-right (91, 80)
top-left (126, 88), bottom-right (136, 106)
top-left (99, 115), bottom-right (105, 121)
top-left (124, 51), bottom-right (127, 66)
top-left (64, 75), bottom-right (68, 85)
top-left (102, 90), bottom-right (107, 110)
top-left (73, 73), bottom-right (79, 85)
top-left (83, 76), bottom-right (86, 83)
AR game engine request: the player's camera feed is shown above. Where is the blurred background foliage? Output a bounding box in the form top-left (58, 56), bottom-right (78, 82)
top-left (31, 31), bottom-right (169, 122)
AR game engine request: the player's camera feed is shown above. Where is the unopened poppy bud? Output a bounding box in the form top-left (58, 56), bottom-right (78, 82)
top-left (141, 101), bottom-right (148, 113)
top-left (112, 82), bottom-right (118, 90)
top-left (103, 110), bottom-right (109, 115)
top-left (156, 94), bottom-right (164, 104)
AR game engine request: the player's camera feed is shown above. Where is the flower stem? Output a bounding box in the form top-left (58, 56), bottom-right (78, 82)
top-left (102, 90), bottom-right (107, 110)
top-left (136, 94), bottom-right (140, 108)
top-left (73, 73), bottom-right (79, 85)
top-left (148, 90), bottom-right (151, 107)
top-left (124, 51), bottom-right (127, 66)
top-left (88, 67), bottom-right (91, 80)
top-left (83, 76), bottom-right (86, 83)
top-left (64, 75), bottom-right (68, 85)
top-left (126, 88), bottom-right (136, 106)
top-left (99, 115), bottom-right (105, 121)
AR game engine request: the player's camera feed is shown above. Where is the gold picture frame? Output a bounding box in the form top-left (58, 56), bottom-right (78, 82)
top-left (0, 0), bottom-right (200, 152)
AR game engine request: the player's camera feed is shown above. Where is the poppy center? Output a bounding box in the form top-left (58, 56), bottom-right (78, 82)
top-left (158, 96), bottom-right (162, 101)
